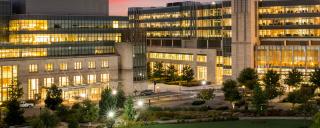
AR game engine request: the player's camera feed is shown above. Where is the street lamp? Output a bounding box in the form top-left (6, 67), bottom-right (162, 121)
top-left (201, 80), bottom-right (206, 86)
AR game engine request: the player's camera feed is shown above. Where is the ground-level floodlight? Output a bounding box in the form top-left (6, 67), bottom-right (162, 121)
top-left (137, 100), bottom-right (144, 107)
top-left (112, 90), bottom-right (117, 95)
top-left (107, 111), bottom-right (115, 118)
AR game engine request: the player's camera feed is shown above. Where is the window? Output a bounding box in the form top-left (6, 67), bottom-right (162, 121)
top-left (44, 77), bottom-right (54, 87)
top-left (74, 62), bottom-right (82, 70)
top-left (29, 64), bottom-right (38, 72)
top-left (59, 76), bottom-right (69, 86)
top-left (60, 63), bottom-right (68, 71)
top-left (87, 74), bottom-right (96, 84)
top-left (197, 66), bottom-right (207, 80)
top-left (28, 78), bottom-right (39, 99)
top-left (197, 55), bottom-right (207, 62)
top-left (45, 63), bottom-right (53, 71)
top-left (88, 61), bottom-right (96, 69)
top-left (101, 74), bottom-right (110, 83)
top-left (73, 75), bottom-right (83, 85)
top-left (101, 60), bottom-right (109, 68)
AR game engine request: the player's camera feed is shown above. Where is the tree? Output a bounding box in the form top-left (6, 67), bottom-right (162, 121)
top-left (123, 97), bottom-right (136, 121)
top-left (237, 68), bottom-right (259, 90)
top-left (310, 68), bottom-right (320, 89)
top-left (287, 84), bottom-right (315, 110)
top-left (116, 86), bottom-right (126, 109)
top-left (8, 81), bottom-right (23, 100)
top-left (222, 79), bottom-right (242, 109)
top-left (79, 100), bottom-right (99, 123)
top-left (153, 62), bottom-right (164, 79)
top-left (166, 65), bottom-right (177, 81)
top-left (99, 88), bottom-right (116, 117)
top-left (311, 112), bottom-right (320, 128)
top-left (197, 89), bottom-right (215, 102)
top-left (284, 68), bottom-right (303, 91)
top-left (237, 68), bottom-right (259, 110)
top-left (45, 85), bottom-right (63, 110)
top-left (262, 70), bottom-right (284, 103)
top-left (68, 118), bottom-right (80, 128)
top-left (4, 81), bottom-right (25, 126)
top-left (31, 109), bottom-right (60, 128)
top-left (181, 66), bottom-right (194, 83)
top-left (252, 85), bottom-right (267, 115)
top-left (287, 90), bottom-right (300, 109)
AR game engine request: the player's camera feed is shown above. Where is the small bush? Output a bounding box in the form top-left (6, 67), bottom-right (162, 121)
top-left (216, 106), bottom-right (229, 111)
top-left (192, 100), bottom-right (205, 106)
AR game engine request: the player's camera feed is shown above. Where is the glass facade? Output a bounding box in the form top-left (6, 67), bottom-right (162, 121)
top-left (259, 1), bottom-right (320, 38)
top-left (255, 45), bottom-right (319, 77)
top-left (256, 0), bottom-right (320, 79)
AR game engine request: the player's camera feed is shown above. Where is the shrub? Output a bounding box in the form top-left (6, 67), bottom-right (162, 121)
top-left (192, 100), bottom-right (205, 106)
top-left (31, 109), bottom-right (60, 128)
top-left (56, 105), bottom-right (70, 122)
top-left (215, 106), bottom-right (229, 111)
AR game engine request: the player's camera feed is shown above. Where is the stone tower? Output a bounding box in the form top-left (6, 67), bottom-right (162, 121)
top-left (231, 0), bottom-right (258, 79)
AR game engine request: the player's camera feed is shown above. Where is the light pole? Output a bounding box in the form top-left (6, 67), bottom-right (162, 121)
top-left (153, 81), bottom-right (156, 93)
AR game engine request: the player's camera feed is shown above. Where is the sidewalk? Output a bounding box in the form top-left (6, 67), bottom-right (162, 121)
top-left (147, 82), bottom-right (222, 93)
top-left (239, 116), bottom-right (312, 120)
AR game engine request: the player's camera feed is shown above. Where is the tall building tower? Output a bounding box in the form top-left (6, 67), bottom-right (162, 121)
top-left (231, 0), bottom-right (257, 78)
top-left (12, 0), bottom-right (109, 16)
top-left (0, 0), bottom-right (10, 42)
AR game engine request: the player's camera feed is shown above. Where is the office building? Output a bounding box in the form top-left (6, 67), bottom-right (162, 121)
top-left (129, 1), bottom-right (232, 84)
top-left (130, 0), bottom-right (320, 83)
top-left (0, 0), bottom-right (147, 103)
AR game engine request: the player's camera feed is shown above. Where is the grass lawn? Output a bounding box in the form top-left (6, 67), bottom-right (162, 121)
top-left (150, 120), bottom-right (311, 128)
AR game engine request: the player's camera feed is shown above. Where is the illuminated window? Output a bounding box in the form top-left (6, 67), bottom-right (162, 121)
top-left (101, 74), bottom-right (110, 83)
top-left (9, 20), bottom-right (48, 31)
top-left (60, 63), bottom-right (68, 71)
top-left (45, 63), bottom-right (53, 72)
top-left (88, 61), bottom-right (96, 69)
top-left (148, 52), bottom-right (193, 61)
top-left (87, 74), bottom-right (96, 84)
top-left (29, 64), bottom-right (38, 73)
top-left (44, 77), bottom-right (54, 87)
top-left (74, 62), bottom-right (82, 70)
top-left (73, 75), bottom-right (83, 85)
top-left (59, 76), bottom-right (69, 86)
top-left (102, 60), bottom-right (109, 68)
top-left (113, 21), bottom-right (119, 28)
top-left (197, 55), bottom-right (207, 62)
top-left (28, 78), bottom-right (39, 99)
top-left (197, 66), bottom-right (207, 80)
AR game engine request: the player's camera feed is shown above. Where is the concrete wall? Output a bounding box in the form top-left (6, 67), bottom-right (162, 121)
top-left (21, 0), bottom-right (109, 15)
top-left (231, 0), bottom-right (257, 79)
top-left (115, 43), bottom-right (133, 70)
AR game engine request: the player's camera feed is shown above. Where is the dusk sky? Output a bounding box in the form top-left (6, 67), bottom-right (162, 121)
top-left (109, 0), bottom-right (213, 16)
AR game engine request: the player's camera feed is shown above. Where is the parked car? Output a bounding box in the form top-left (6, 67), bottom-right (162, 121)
top-left (139, 90), bottom-right (155, 96)
top-left (20, 101), bottom-right (35, 108)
